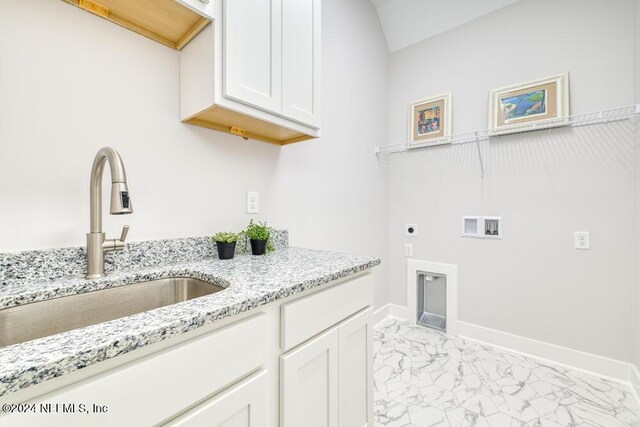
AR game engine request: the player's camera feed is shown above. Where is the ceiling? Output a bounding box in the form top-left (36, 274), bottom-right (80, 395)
top-left (370, 0), bottom-right (521, 52)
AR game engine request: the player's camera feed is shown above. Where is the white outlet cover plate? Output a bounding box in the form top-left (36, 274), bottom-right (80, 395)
top-left (404, 243), bottom-right (414, 257)
top-left (246, 191), bottom-right (259, 214)
top-left (574, 231), bottom-right (591, 250)
top-left (405, 224), bottom-right (418, 237)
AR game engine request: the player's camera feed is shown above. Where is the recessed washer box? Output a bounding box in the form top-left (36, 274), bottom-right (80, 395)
top-left (462, 216), bottom-right (502, 239)
top-left (482, 216), bottom-right (502, 239)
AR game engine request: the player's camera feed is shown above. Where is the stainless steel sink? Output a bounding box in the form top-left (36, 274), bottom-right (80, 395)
top-left (0, 278), bottom-right (225, 347)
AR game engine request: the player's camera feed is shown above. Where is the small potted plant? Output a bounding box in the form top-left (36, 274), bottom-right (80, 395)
top-left (212, 231), bottom-right (240, 260)
top-left (245, 220), bottom-right (272, 255)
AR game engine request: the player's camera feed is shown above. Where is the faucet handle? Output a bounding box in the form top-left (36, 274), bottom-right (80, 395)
top-left (119, 225), bottom-right (130, 243)
top-left (103, 226), bottom-right (130, 252)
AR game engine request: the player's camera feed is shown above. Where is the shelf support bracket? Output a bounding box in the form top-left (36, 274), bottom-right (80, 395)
top-left (474, 132), bottom-right (485, 177)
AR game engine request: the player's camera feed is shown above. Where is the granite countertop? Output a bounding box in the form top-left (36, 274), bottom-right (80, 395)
top-left (0, 246), bottom-right (380, 397)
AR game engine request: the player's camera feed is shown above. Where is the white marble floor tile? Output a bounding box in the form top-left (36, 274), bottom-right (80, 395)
top-left (374, 319), bottom-right (640, 427)
top-left (446, 407), bottom-right (491, 426)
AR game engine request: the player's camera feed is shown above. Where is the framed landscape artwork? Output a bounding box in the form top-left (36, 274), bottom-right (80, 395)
top-left (488, 73), bottom-right (569, 136)
top-left (408, 93), bottom-right (452, 145)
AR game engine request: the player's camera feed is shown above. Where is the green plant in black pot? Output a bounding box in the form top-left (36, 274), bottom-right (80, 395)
top-left (213, 231), bottom-right (240, 260)
top-left (245, 220), bottom-right (272, 255)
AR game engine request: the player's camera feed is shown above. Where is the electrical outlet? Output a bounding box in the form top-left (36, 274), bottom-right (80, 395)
top-left (574, 231), bottom-right (590, 250)
top-left (246, 191), bottom-right (259, 214)
top-left (404, 243), bottom-right (413, 257)
top-left (405, 223), bottom-right (418, 237)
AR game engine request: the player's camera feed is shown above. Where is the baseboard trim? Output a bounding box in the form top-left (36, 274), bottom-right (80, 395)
top-left (457, 321), bottom-right (632, 385)
top-left (631, 364), bottom-right (640, 404)
top-left (373, 303), bottom-right (408, 327)
top-left (389, 303), bottom-right (409, 320)
top-left (373, 304), bottom-right (391, 326)
top-left (374, 303), bottom-right (637, 388)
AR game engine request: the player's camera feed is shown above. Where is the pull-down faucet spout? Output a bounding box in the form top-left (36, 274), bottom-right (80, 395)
top-left (86, 147), bottom-right (133, 279)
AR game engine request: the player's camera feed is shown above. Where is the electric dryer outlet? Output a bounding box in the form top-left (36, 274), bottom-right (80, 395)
top-left (405, 224), bottom-right (418, 237)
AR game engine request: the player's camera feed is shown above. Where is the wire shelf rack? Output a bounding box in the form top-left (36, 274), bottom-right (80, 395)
top-left (375, 104), bottom-right (640, 156)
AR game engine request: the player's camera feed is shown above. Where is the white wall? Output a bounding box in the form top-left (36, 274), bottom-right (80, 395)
top-left (387, 0), bottom-right (636, 361)
top-left (0, 0), bottom-right (279, 251)
top-left (633, 0), bottom-right (640, 373)
top-left (269, 0), bottom-right (390, 308)
top-left (371, 0), bottom-right (519, 52)
top-left (0, 0), bottom-right (389, 305)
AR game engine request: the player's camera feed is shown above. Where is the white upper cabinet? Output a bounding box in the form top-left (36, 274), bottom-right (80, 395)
top-left (180, 0), bottom-right (321, 146)
top-left (223, 0), bottom-right (282, 112)
top-left (175, 0), bottom-right (215, 20)
top-left (64, 0), bottom-right (319, 144)
top-left (281, 0), bottom-right (321, 127)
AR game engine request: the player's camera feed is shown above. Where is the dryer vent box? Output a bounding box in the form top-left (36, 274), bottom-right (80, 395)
top-left (417, 272), bottom-right (447, 332)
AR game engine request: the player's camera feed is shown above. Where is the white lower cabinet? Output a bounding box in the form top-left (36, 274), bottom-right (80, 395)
top-left (0, 273), bottom-right (375, 427)
top-left (280, 306), bottom-right (373, 427)
top-left (0, 314), bottom-right (267, 427)
top-left (280, 327), bottom-right (340, 427)
top-left (165, 370), bottom-right (268, 427)
top-left (338, 308), bottom-right (373, 427)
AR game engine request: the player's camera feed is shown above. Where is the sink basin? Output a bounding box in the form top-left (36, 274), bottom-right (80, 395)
top-left (0, 278), bottom-right (225, 347)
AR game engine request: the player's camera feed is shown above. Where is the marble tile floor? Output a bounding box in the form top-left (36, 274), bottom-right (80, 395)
top-left (373, 319), bottom-right (640, 427)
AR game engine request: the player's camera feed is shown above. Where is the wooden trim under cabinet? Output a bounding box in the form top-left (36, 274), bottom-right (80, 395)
top-left (61, 0), bottom-right (210, 50)
top-left (183, 106), bottom-right (316, 146)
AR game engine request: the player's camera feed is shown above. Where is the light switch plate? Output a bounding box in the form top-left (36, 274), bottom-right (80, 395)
top-left (574, 231), bottom-right (590, 250)
top-left (246, 191), bottom-right (259, 214)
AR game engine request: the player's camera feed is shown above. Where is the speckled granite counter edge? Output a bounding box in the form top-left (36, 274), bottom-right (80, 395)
top-left (0, 230), bottom-right (289, 288)
top-left (0, 231), bottom-right (288, 310)
top-left (0, 249), bottom-right (380, 397)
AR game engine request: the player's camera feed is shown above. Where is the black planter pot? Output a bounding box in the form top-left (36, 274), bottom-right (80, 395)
top-left (216, 241), bottom-right (237, 260)
top-left (250, 239), bottom-right (268, 255)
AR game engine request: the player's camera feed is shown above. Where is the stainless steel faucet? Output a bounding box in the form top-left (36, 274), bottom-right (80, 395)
top-left (86, 147), bottom-right (133, 279)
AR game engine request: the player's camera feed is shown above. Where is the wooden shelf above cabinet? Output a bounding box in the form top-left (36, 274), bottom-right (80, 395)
top-left (183, 106), bottom-right (315, 146)
top-left (61, 0), bottom-right (210, 50)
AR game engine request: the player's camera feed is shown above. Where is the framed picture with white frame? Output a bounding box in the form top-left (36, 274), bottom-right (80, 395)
top-left (408, 92), bottom-right (452, 145)
top-left (488, 73), bottom-right (569, 136)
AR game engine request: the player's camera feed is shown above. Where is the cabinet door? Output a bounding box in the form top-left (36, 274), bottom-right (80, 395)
top-left (0, 315), bottom-right (267, 427)
top-left (223, 0), bottom-right (282, 113)
top-left (165, 370), bottom-right (268, 427)
top-left (338, 308), bottom-right (374, 427)
top-left (281, 0), bottom-right (321, 127)
top-left (281, 328), bottom-right (339, 427)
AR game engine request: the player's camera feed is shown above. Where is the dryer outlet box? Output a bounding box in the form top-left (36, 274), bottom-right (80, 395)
top-left (405, 224), bottom-right (418, 237)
